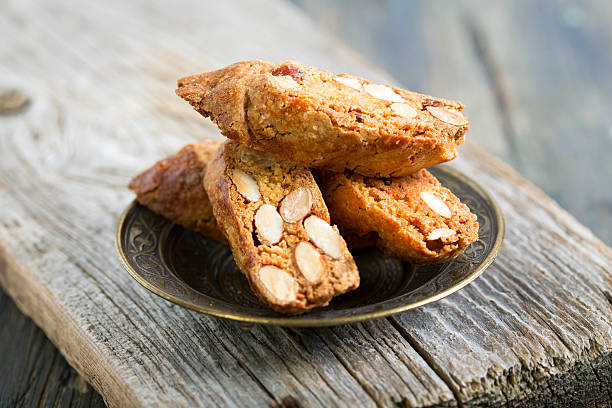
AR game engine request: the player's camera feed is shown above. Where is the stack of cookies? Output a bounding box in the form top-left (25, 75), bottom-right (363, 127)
top-left (129, 61), bottom-right (478, 315)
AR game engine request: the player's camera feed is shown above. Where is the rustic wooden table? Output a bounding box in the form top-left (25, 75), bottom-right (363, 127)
top-left (0, 0), bottom-right (610, 407)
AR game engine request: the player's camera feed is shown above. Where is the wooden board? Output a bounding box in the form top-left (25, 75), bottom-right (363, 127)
top-left (0, 0), bottom-right (610, 406)
top-left (0, 290), bottom-right (105, 407)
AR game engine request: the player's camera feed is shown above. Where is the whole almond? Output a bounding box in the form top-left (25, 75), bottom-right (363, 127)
top-left (303, 215), bottom-right (344, 259)
top-left (295, 242), bottom-right (324, 284)
top-left (254, 204), bottom-right (284, 244)
top-left (279, 187), bottom-right (312, 223)
top-left (231, 168), bottom-right (260, 202)
top-left (258, 265), bottom-right (298, 302)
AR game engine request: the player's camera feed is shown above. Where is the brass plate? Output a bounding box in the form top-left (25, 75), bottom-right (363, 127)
top-left (116, 166), bottom-right (504, 327)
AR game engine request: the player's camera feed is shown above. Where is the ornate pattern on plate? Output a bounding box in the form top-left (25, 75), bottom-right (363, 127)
top-left (116, 166), bottom-right (504, 326)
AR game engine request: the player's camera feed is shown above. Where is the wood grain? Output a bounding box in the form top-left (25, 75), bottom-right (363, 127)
top-left (0, 288), bottom-right (105, 408)
top-left (0, 0), bottom-right (610, 407)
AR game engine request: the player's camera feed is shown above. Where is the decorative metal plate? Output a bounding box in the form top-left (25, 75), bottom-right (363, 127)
top-left (116, 166), bottom-right (504, 327)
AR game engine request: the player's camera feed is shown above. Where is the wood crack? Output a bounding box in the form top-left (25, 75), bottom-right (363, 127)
top-left (603, 290), bottom-right (612, 307)
top-left (218, 338), bottom-right (278, 403)
top-left (462, 16), bottom-right (522, 169)
top-left (36, 349), bottom-right (58, 407)
top-left (312, 328), bottom-right (381, 407)
top-left (277, 327), bottom-right (380, 405)
top-left (360, 323), bottom-right (428, 395)
top-left (14, 336), bottom-right (40, 407)
top-left (386, 317), bottom-right (462, 407)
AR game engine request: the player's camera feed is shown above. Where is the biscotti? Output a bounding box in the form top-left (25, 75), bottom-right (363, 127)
top-left (128, 141), bottom-right (226, 243)
top-left (128, 141), bottom-right (371, 251)
top-left (204, 141), bottom-right (359, 314)
top-left (315, 169), bottom-right (479, 264)
top-left (176, 60), bottom-right (469, 177)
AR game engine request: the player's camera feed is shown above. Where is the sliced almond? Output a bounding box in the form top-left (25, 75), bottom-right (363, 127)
top-left (279, 187), bottom-right (312, 223)
top-left (295, 242), bottom-right (324, 284)
top-left (254, 204), bottom-right (283, 244)
top-left (333, 76), bottom-right (362, 91)
top-left (303, 215), bottom-right (344, 259)
top-left (426, 106), bottom-right (468, 126)
top-left (391, 103), bottom-right (417, 119)
top-left (273, 75), bottom-right (299, 90)
top-left (258, 265), bottom-right (298, 302)
top-left (427, 228), bottom-right (456, 240)
top-left (420, 191), bottom-right (452, 218)
top-left (232, 168), bottom-right (260, 202)
top-left (363, 83), bottom-right (404, 102)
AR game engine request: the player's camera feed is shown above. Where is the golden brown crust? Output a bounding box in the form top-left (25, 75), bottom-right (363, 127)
top-left (127, 141), bottom-right (226, 243)
top-left (315, 169), bottom-right (479, 264)
top-left (204, 141), bottom-right (359, 315)
top-left (176, 60), bottom-right (469, 177)
top-left (176, 61), bottom-right (271, 142)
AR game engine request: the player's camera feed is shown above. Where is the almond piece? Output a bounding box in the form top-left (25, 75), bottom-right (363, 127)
top-left (303, 215), bottom-right (344, 259)
top-left (258, 265), bottom-right (298, 302)
top-left (426, 106), bottom-right (468, 126)
top-left (363, 83), bottom-right (404, 102)
top-left (295, 242), bottom-right (324, 284)
top-left (279, 187), bottom-right (312, 223)
top-left (273, 75), bottom-right (299, 90)
top-left (420, 191), bottom-right (451, 218)
top-left (254, 204), bottom-right (283, 244)
top-left (427, 228), bottom-right (456, 240)
top-left (391, 103), bottom-right (417, 119)
top-left (231, 168), bottom-right (260, 202)
top-left (333, 76), bottom-right (362, 91)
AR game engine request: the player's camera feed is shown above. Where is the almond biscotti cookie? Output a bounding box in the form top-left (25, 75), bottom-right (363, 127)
top-left (176, 60), bottom-right (469, 177)
top-left (129, 141), bottom-right (373, 251)
top-left (204, 141), bottom-right (359, 314)
top-left (316, 169), bottom-right (478, 265)
top-left (128, 141), bottom-right (226, 243)
top-left (128, 141), bottom-right (371, 251)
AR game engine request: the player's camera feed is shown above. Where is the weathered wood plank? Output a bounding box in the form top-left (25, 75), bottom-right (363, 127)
top-left (0, 0), bottom-right (611, 407)
top-left (0, 288), bottom-right (105, 408)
